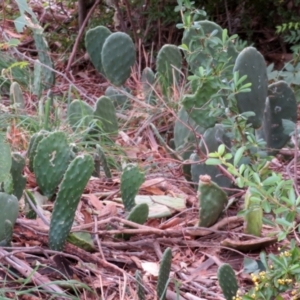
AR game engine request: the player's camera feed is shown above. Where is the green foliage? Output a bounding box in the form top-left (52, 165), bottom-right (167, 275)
top-left (198, 174), bottom-right (228, 227)
top-left (276, 21), bottom-right (300, 44)
top-left (217, 263), bottom-right (239, 300)
top-left (95, 144), bottom-right (112, 178)
top-left (49, 154), bottom-right (94, 251)
top-left (240, 243), bottom-right (300, 299)
top-left (157, 247), bottom-right (172, 300)
top-left (120, 164), bottom-right (145, 211)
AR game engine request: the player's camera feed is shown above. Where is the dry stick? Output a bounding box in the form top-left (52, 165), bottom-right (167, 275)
top-left (0, 248), bottom-right (66, 296)
top-left (65, 0), bottom-right (100, 73)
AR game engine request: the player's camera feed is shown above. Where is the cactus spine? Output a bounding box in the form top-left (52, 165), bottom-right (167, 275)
top-left (217, 264), bottom-right (239, 300)
top-left (157, 247), bottom-right (172, 300)
top-left (49, 154), bottom-right (94, 251)
top-left (121, 164), bottom-right (145, 211)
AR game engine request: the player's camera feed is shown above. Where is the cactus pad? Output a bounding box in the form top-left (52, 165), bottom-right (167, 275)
top-left (67, 100), bottom-right (93, 131)
top-left (94, 96), bottom-right (118, 137)
top-left (217, 264), bottom-right (238, 300)
top-left (156, 44), bottom-right (182, 90)
top-left (96, 144), bottom-right (112, 178)
top-left (141, 67), bottom-right (156, 104)
top-left (157, 247), bottom-right (172, 300)
top-left (105, 86), bottom-right (131, 109)
top-left (101, 32), bottom-right (136, 86)
top-left (0, 193), bottom-right (19, 246)
top-left (120, 203), bottom-right (149, 240)
top-left (85, 25), bottom-right (111, 75)
top-left (49, 154), bottom-right (94, 251)
top-left (0, 134), bottom-right (12, 184)
top-left (10, 152), bottom-right (26, 200)
top-left (121, 164), bottom-right (145, 211)
top-left (198, 175), bottom-right (228, 227)
top-left (33, 131), bottom-right (71, 198)
top-left (263, 81), bottom-right (297, 152)
top-left (233, 47), bottom-right (268, 129)
top-left (10, 81), bottom-right (25, 113)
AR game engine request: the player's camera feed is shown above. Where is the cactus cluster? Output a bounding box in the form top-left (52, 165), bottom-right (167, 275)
top-left (67, 97), bottom-right (118, 139)
top-left (85, 26), bottom-right (136, 87)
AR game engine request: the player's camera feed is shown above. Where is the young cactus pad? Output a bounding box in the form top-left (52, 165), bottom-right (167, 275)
top-left (244, 189), bottom-right (262, 237)
top-left (49, 154), bottom-right (94, 251)
top-left (33, 131), bottom-right (71, 198)
top-left (263, 81), bottom-right (297, 152)
top-left (157, 247), bottom-right (172, 300)
top-left (217, 264), bottom-right (238, 300)
top-left (105, 86), bottom-right (130, 109)
top-left (0, 193), bottom-right (19, 246)
top-left (141, 67), bottom-right (156, 104)
top-left (94, 96), bottom-right (118, 137)
top-left (101, 32), bottom-right (136, 86)
top-left (121, 164), bottom-right (145, 211)
top-left (198, 175), bottom-right (228, 227)
top-left (10, 81), bottom-right (25, 113)
top-left (85, 25), bottom-right (111, 75)
top-left (233, 47), bottom-right (268, 129)
top-left (121, 203), bottom-right (149, 240)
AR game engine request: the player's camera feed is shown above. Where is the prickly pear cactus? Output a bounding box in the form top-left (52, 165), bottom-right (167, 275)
top-left (10, 152), bottom-right (26, 200)
top-left (135, 270), bottom-right (145, 300)
top-left (217, 264), bottom-right (239, 300)
top-left (105, 86), bottom-right (131, 109)
top-left (94, 96), bottom-right (118, 137)
top-left (156, 44), bottom-right (182, 94)
top-left (141, 67), bottom-right (156, 104)
top-left (233, 47), bottom-right (268, 129)
top-left (0, 193), bottom-right (19, 246)
top-left (262, 81), bottom-right (297, 153)
top-left (33, 131), bottom-right (71, 198)
top-left (198, 175), bottom-right (228, 227)
top-left (101, 32), bottom-right (136, 86)
top-left (33, 59), bottom-right (42, 98)
top-left (85, 25), bottom-right (111, 75)
top-left (96, 144), bottom-right (112, 178)
top-left (49, 154), bottom-right (94, 251)
top-left (244, 189), bottom-right (262, 237)
top-left (120, 203), bottom-right (149, 240)
top-left (157, 247), bottom-right (172, 300)
top-left (27, 130), bottom-right (49, 172)
top-left (121, 164), bottom-right (145, 211)
top-left (10, 81), bottom-right (25, 113)
top-left (67, 100), bottom-right (93, 131)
